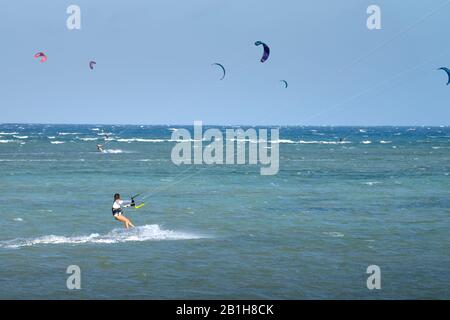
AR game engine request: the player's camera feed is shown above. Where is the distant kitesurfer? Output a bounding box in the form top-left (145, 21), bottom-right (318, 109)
top-left (112, 193), bottom-right (135, 229)
top-left (97, 144), bottom-right (104, 152)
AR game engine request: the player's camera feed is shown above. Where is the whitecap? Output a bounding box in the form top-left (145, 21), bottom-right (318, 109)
top-left (227, 138), bottom-right (292, 144)
top-left (0, 225), bottom-right (204, 249)
top-left (13, 135), bottom-right (28, 139)
top-left (363, 181), bottom-right (381, 186)
top-left (272, 139), bottom-right (295, 144)
top-left (117, 138), bottom-right (166, 143)
top-left (323, 232), bottom-right (344, 238)
top-left (298, 140), bottom-right (350, 145)
top-left (50, 141), bottom-right (65, 144)
top-left (0, 132), bottom-right (18, 135)
top-left (361, 140), bottom-right (372, 144)
top-left (102, 149), bottom-right (124, 154)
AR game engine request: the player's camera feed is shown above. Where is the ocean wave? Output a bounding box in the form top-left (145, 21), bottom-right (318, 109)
top-left (117, 138), bottom-right (166, 143)
top-left (227, 138), bottom-right (258, 143)
top-left (323, 232), bottom-right (344, 238)
top-left (0, 159), bottom-right (59, 162)
top-left (0, 225), bottom-right (203, 249)
top-left (102, 149), bottom-right (125, 154)
top-left (298, 140), bottom-right (350, 145)
top-left (58, 132), bottom-right (80, 135)
top-left (272, 139), bottom-right (296, 144)
top-left (13, 135), bottom-right (28, 139)
top-left (0, 140), bottom-right (14, 143)
top-left (50, 141), bottom-right (65, 144)
top-left (226, 138), bottom-right (296, 144)
top-left (79, 137), bottom-right (99, 141)
top-left (361, 140), bottom-right (372, 144)
top-left (380, 140), bottom-right (391, 144)
top-left (108, 137), bottom-right (308, 144)
top-left (363, 181), bottom-right (381, 186)
top-left (0, 132), bottom-right (18, 135)
top-left (170, 138), bottom-right (204, 142)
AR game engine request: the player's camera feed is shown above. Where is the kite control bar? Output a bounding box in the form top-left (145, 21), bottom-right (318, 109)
top-left (130, 193), bottom-right (145, 209)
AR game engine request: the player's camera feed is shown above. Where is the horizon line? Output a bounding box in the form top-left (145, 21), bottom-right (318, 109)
top-left (1, 122), bottom-right (449, 127)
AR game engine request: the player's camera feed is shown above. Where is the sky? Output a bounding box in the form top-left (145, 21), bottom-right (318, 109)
top-left (0, 0), bottom-right (449, 125)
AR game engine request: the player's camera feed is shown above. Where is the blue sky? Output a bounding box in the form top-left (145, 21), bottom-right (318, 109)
top-left (1, 0), bottom-right (449, 125)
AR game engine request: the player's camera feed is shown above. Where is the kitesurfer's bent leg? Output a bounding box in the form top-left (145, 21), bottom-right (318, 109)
top-left (114, 214), bottom-right (135, 229)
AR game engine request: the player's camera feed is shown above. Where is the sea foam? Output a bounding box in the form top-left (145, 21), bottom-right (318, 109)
top-left (0, 225), bottom-right (203, 249)
top-left (102, 149), bottom-right (125, 154)
top-left (116, 138), bottom-right (166, 143)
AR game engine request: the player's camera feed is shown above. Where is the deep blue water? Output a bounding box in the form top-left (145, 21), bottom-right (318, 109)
top-left (0, 124), bottom-right (449, 299)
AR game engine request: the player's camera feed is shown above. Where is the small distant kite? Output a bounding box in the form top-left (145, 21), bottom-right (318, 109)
top-left (280, 80), bottom-right (288, 88)
top-left (254, 41), bottom-right (270, 63)
top-left (212, 63), bottom-right (226, 80)
top-left (34, 52), bottom-right (47, 63)
top-left (438, 67), bottom-right (450, 85)
top-left (89, 61), bottom-right (96, 70)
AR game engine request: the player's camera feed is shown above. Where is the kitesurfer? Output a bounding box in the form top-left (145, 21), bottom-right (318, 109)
top-left (97, 144), bottom-right (104, 152)
top-left (112, 193), bottom-right (135, 229)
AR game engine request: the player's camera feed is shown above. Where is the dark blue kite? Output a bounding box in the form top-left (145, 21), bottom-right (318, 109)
top-left (438, 67), bottom-right (450, 85)
top-left (255, 41), bottom-right (270, 63)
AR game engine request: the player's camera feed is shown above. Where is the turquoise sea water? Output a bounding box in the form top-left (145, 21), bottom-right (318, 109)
top-left (0, 124), bottom-right (448, 299)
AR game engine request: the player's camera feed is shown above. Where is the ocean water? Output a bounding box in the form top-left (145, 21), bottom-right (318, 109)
top-left (0, 124), bottom-right (448, 299)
